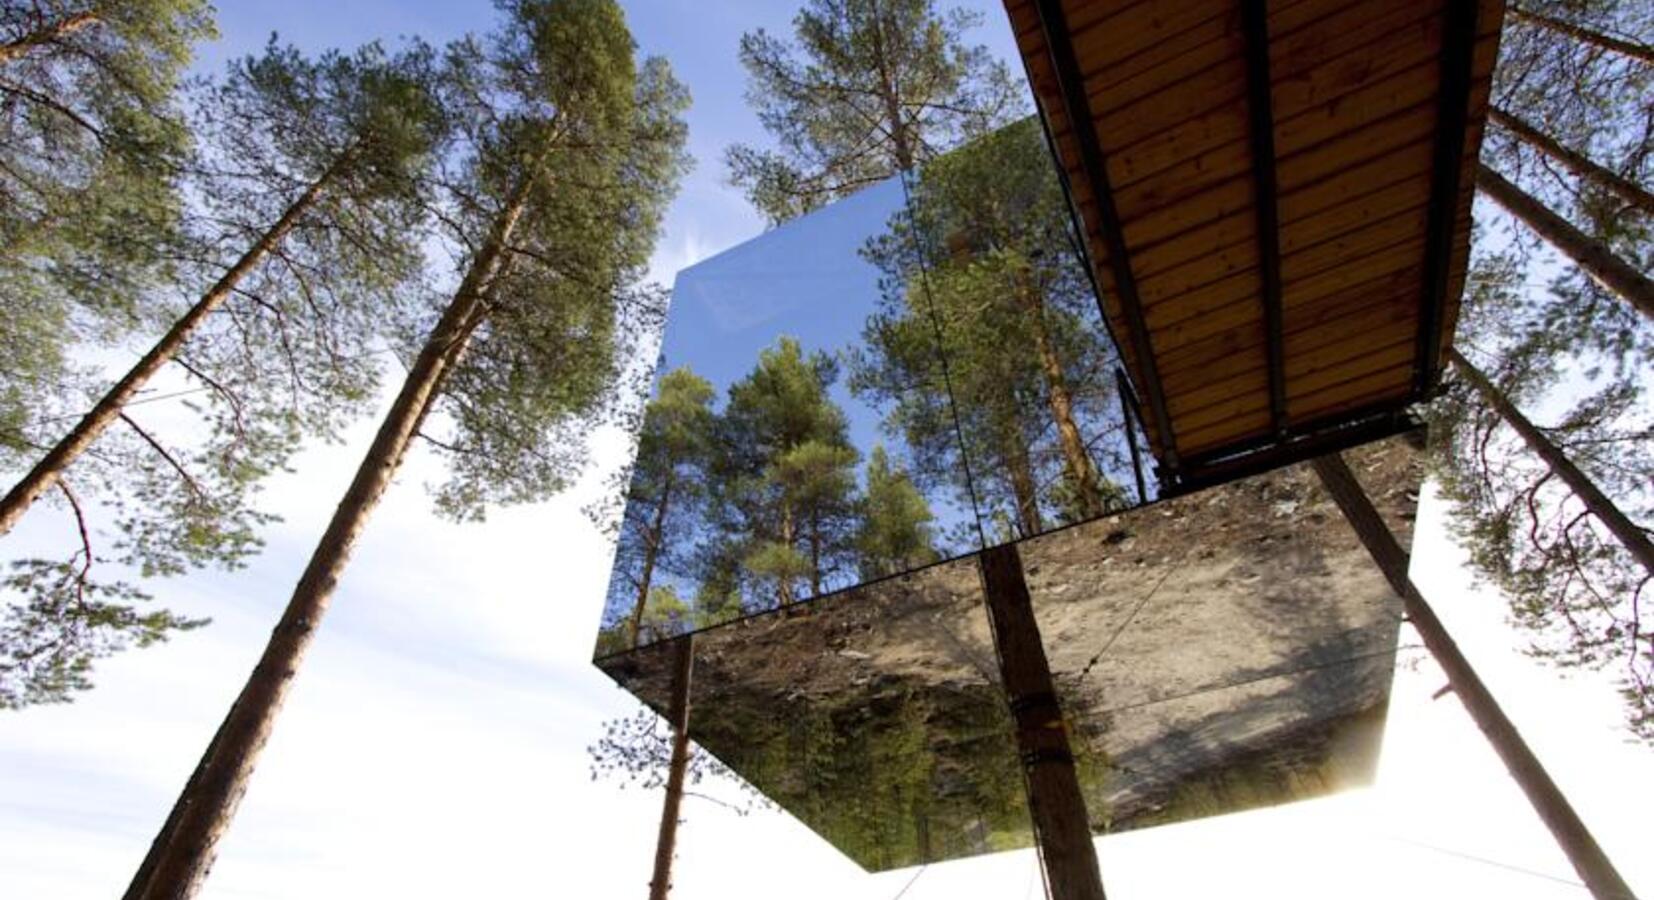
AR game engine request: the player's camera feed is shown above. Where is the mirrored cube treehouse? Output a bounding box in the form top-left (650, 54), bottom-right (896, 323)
top-left (594, 0), bottom-right (1496, 880)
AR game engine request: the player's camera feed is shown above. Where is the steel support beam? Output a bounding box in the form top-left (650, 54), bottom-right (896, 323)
top-left (1241, 0), bottom-right (1289, 437)
top-left (1416, 0), bottom-right (1480, 394)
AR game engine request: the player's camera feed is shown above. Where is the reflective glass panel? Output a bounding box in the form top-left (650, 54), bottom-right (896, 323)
top-left (1018, 434), bottom-right (1422, 833)
top-left (596, 554), bottom-right (1033, 872)
top-left (595, 179), bottom-right (980, 657)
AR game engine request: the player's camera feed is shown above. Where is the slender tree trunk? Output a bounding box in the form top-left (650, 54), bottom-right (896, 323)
top-left (0, 155), bottom-right (347, 538)
top-left (123, 174), bottom-right (534, 900)
top-left (777, 502), bottom-right (796, 607)
top-left (1005, 435), bottom-right (1043, 538)
top-left (648, 636), bottom-right (695, 900)
top-left (866, 4), bottom-right (914, 172)
top-left (1490, 106), bottom-right (1654, 217)
top-left (1448, 347), bottom-right (1654, 578)
top-left (808, 510), bottom-right (822, 597)
top-left (1312, 453), bottom-right (1637, 900)
top-left (1510, 5), bottom-right (1654, 66)
top-left (0, 10), bottom-right (100, 63)
top-left (627, 475), bottom-right (674, 648)
top-left (1477, 163), bottom-right (1654, 322)
top-left (1020, 276), bottom-right (1103, 517)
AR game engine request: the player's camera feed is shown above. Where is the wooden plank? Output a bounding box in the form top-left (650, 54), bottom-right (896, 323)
top-left (978, 543), bottom-right (1107, 900)
top-left (1167, 321), bottom-right (1416, 422)
top-left (1118, 129), bottom-right (1431, 268)
top-left (1131, 140), bottom-right (1431, 281)
top-left (1150, 235), bottom-right (1422, 352)
top-left (1160, 284), bottom-right (1417, 394)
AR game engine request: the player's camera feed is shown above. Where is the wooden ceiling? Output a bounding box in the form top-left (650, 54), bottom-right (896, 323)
top-left (1004, 0), bottom-right (1503, 489)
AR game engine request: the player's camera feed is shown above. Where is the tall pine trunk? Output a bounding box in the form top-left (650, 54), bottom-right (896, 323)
top-left (1477, 163), bottom-right (1654, 322)
top-left (1490, 106), bottom-right (1654, 216)
top-left (0, 155), bottom-right (347, 537)
top-left (627, 475), bottom-right (674, 648)
top-left (1020, 275), bottom-right (1103, 518)
top-left (647, 635), bottom-right (694, 900)
top-left (0, 10), bottom-right (99, 62)
top-left (1510, 6), bottom-right (1654, 66)
top-left (1447, 348), bottom-right (1654, 579)
top-left (123, 175), bottom-right (533, 900)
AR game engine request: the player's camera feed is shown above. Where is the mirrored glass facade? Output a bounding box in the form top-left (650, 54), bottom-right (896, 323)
top-left (595, 116), bottom-right (1155, 657)
top-left (596, 434), bottom-right (1423, 871)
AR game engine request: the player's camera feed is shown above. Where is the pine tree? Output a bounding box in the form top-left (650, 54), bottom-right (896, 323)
top-left (717, 337), bottom-right (860, 607)
top-left (857, 443), bottom-right (937, 579)
top-left (122, 3), bottom-right (688, 895)
top-left (0, 0), bottom-right (214, 463)
top-left (724, 0), bottom-right (1021, 224)
top-left (853, 117), bottom-right (1123, 539)
top-left (1429, 0), bottom-right (1654, 739)
top-left (1, 40), bottom-right (446, 709)
top-left (607, 367), bottom-right (716, 648)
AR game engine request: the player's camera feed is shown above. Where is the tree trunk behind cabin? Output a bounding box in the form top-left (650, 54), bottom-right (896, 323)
top-left (647, 635), bottom-right (695, 900)
top-left (627, 476), bottom-right (674, 648)
top-left (1490, 106), bottom-right (1654, 217)
top-left (777, 502), bottom-right (796, 607)
top-left (0, 155), bottom-right (345, 537)
top-left (1020, 276), bottom-right (1103, 518)
top-left (1311, 453), bottom-right (1636, 900)
top-left (1447, 347), bottom-right (1654, 578)
top-left (1476, 163), bottom-right (1654, 323)
top-left (122, 175), bottom-right (533, 900)
top-left (1510, 6), bottom-right (1654, 66)
top-left (0, 10), bottom-right (99, 62)
top-left (1005, 435), bottom-right (1043, 538)
top-left (808, 510), bottom-right (823, 598)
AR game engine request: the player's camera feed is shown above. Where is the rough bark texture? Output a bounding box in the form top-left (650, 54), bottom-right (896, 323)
top-left (0, 157), bottom-right (343, 537)
top-left (1476, 163), bottom-right (1654, 322)
top-left (648, 636), bottom-right (695, 900)
top-left (123, 176), bottom-right (532, 900)
top-left (1491, 106), bottom-right (1654, 217)
top-left (1448, 348), bottom-right (1654, 578)
top-left (1510, 6), bottom-right (1654, 66)
top-left (0, 9), bottom-right (99, 63)
top-left (1312, 452), bottom-right (1637, 900)
top-left (1022, 279), bottom-right (1103, 517)
top-left (979, 542), bottom-right (1106, 900)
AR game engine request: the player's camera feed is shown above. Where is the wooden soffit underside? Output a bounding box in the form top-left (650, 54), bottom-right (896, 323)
top-left (1005, 0), bottom-right (1503, 486)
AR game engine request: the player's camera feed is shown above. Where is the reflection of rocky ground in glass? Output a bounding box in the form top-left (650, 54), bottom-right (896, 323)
top-left (599, 554), bottom-right (1034, 872)
top-left (596, 434), bottom-right (1423, 872)
top-left (1025, 435), bottom-right (1421, 834)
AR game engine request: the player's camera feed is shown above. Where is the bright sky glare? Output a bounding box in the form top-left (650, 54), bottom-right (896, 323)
top-left (0, 2), bottom-right (1649, 898)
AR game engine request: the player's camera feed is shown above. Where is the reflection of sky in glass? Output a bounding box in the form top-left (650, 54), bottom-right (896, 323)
top-left (597, 124), bottom-right (1155, 656)
top-left (661, 177), bottom-right (901, 465)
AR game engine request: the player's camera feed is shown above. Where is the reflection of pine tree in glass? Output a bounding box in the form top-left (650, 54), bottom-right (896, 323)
top-left (857, 444), bottom-right (939, 579)
top-left (854, 117), bottom-right (1125, 540)
top-left (717, 338), bottom-right (861, 607)
top-left (608, 367), bottom-right (715, 648)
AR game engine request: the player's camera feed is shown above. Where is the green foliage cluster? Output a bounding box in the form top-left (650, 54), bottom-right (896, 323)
top-left (725, 0), bottom-right (1022, 224)
top-left (2, 0), bottom-right (689, 708)
top-left (1430, 0), bottom-right (1654, 738)
top-left (599, 342), bottom-right (940, 652)
top-left (855, 116), bottom-right (1129, 541)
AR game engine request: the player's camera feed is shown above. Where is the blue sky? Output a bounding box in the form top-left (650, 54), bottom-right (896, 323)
top-left (1, 3), bottom-right (1649, 898)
